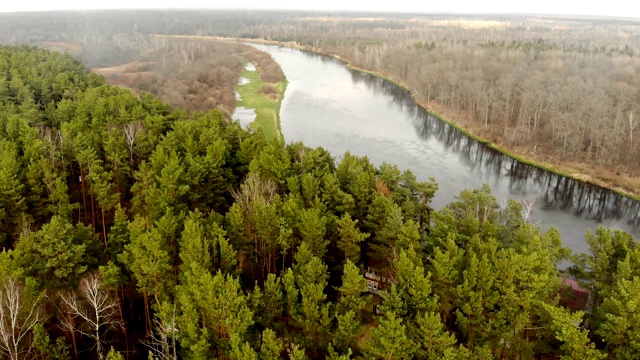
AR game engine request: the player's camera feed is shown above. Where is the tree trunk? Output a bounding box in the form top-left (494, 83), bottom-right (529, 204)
top-left (102, 209), bottom-right (108, 250)
top-left (118, 285), bottom-right (131, 360)
top-left (68, 311), bottom-right (79, 360)
top-left (144, 292), bottom-right (152, 336)
top-left (90, 189), bottom-right (96, 229)
top-left (80, 167), bottom-right (88, 224)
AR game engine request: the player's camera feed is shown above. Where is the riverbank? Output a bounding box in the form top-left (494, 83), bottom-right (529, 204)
top-left (312, 49), bottom-right (640, 201)
top-left (420, 102), bottom-right (640, 201)
top-left (236, 63), bottom-right (287, 141)
top-left (154, 35), bottom-right (640, 201)
top-left (277, 42), bottom-right (640, 201)
top-left (145, 35), bottom-right (287, 141)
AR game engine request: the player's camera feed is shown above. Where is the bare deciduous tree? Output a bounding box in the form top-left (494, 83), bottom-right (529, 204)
top-left (0, 278), bottom-right (41, 360)
top-left (122, 121), bottom-right (142, 174)
top-left (521, 197), bottom-right (537, 224)
top-left (231, 172), bottom-right (278, 208)
top-left (144, 304), bottom-right (178, 360)
top-left (59, 273), bottom-right (123, 360)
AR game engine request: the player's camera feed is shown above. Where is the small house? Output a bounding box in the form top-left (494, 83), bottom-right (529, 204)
top-left (364, 266), bottom-right (396, 295)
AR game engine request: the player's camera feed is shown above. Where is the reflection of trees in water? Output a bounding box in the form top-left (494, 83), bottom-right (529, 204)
top-left (299, 49), bottom-right (338, 65)
top-left (348, 66), bottom-right (640, 232)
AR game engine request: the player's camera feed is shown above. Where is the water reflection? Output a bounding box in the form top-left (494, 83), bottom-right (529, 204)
top-left (349, 70), bottom-right (640, 232)
top-left (255, 44), bottom-right (640, 252)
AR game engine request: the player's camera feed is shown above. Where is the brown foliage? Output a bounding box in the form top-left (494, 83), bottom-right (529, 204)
top-left (375, 179), bottom-right (392, 199)
top-left (246, 51), bottom-right (285, 83)
top-left (95, 38), bottom-right (248, 115)
top-left (260, 84), bottom-right (278, 100)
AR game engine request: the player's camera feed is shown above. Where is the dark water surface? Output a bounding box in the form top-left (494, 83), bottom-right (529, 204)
top-left (251, 44), bottom-right (640, 254)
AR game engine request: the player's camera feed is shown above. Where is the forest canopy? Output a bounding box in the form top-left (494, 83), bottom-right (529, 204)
top-left (0, 44), bottom-right (638, 360)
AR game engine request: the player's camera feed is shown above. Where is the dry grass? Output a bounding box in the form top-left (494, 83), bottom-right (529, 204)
top-left (41, 41), bottom-right (82, 54)
top-left (92, 62), bottom-right (155, 93)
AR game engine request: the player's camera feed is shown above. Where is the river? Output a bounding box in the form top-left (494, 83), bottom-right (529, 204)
top-left (244, 44), bottom-right (640, 254)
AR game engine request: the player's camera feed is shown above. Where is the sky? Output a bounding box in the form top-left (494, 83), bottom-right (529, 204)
top-left (0, 0), bottom-right (637, 19)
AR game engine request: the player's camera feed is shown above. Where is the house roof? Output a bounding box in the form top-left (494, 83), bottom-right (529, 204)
top-left (559, 277), bottom-right (590, 312)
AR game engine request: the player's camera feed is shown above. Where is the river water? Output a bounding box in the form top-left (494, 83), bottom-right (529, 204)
top-left (247, 44), bottom-right (640, 254)
top-left (233, 63), bottom-right (257, 128)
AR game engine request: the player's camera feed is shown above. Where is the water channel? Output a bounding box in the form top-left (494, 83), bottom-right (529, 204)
top-left (241, 44), bottom-right (640, 254)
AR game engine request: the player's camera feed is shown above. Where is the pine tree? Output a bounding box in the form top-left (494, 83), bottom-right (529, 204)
top-left (14, 215), bottom-right (91, 291)
top-left (0, 140), bottom-right (26, 243)
top-left (103, 126), bottom-right (131, 194)
top-left (298, 207), bottom-right (328, 258)
top-left (336, 214), bottom-right (369, 264)
top-left (119, 213), bottom-right (175, 326)
top-left (428, 235), bottom-right (464, 325)
top-left (393, 246), bottom-right (436, 317)
top-left (87, 158), bottom-right (119, 246)
top-left (259, 328), bottom-right (283, 360)
top-left (106, 347), bottom-right (125, 360)
top-left (253, 274), bottom-right (284, 330)
top-left (454, 250), bottom-right (499, 349)
top-left (41, 158), bottom-right (77, 220)
top-left (254, 200), bottom-right (282, 277)
top-left (230, 335), bottom-right (258, 360)
top-left (287, 343), bottom-right (307, 360)
top-left (370, 202), bottom-right (403, 264)
top-left (319, 173), bottom-right (355, 216)
top-left (179, 212), bottom-right (212, 281)
top-left (248, 143), bottom-right (291, 191)
top-left (336, 260), bottom-right (370, 317)
top-left (414, 312), bottom-right (458, 359)
top-left (332, 310), bottom-right (361, 355)
top-left (177, 272), bottom-right (254, 359)
top-left (300, 173), bottom-right (320, 207)
top-left (571, 226), bottom-right (636, 329)
top-left (365, 311), bottom-right (415, 360)
top-left (107, 205), bottom-right (130, 262)
top-left (543, 304), bottom-right (605, 360)
top-left (598, 276), bottom-right (640, 359)
top-left (287, 243), bottom-right (332, 355)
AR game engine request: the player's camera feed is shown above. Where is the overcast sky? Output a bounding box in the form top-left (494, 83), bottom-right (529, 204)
top-left (0, 0), bottom-right (637, 19)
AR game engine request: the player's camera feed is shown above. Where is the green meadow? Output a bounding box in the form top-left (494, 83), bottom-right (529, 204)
top-left (236, 64), bottom-right (287, 141)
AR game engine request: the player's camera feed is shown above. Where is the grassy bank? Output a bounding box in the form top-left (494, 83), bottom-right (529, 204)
top-left (236, 64), bottom-right (287, 141)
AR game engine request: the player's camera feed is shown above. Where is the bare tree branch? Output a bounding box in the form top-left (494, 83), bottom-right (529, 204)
top-left (59, 273), bottom-right (122, 360)
top-left (0, 278), bottom-right (41, 360)
top-left (122, 121), bottom-right (143, 175)
top-left (144, 303), bottom-right (178, 360)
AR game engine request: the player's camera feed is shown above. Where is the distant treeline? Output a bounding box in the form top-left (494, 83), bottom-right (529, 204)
top-left (232, 14), bottom-right (640, 193)
top-left (2, 10), bottom-right (639, 192)
top-left (1, 43), bottom-right (639, 360)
